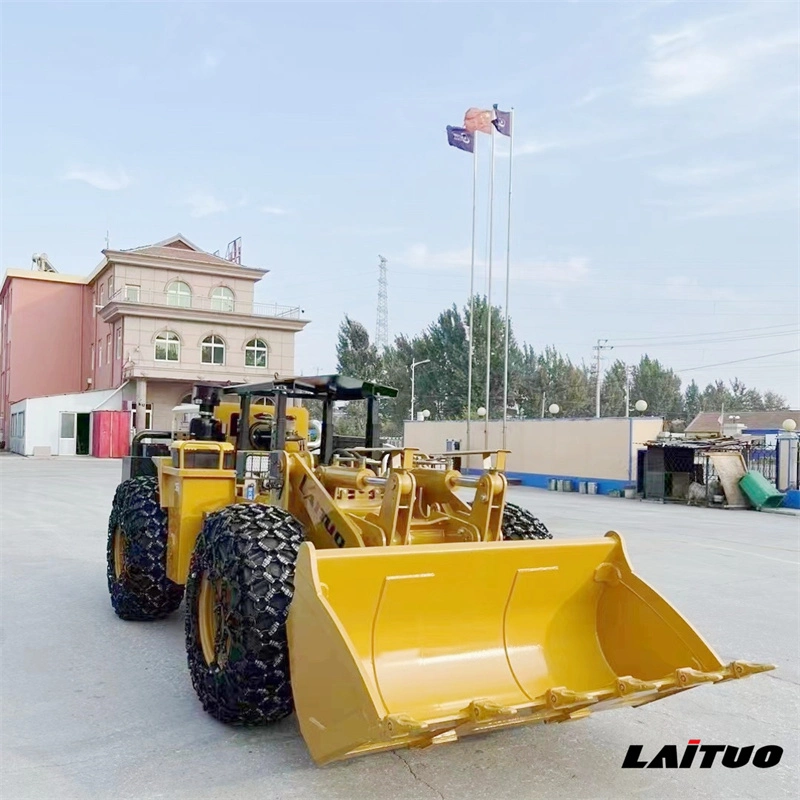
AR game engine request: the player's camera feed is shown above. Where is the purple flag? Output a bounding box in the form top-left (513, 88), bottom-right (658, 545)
top-left (492, 106), bottom-right (512, 137)
top-left (446, 125), bottom-right (474, 153)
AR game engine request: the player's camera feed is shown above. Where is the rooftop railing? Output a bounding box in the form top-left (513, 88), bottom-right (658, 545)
top-left (107, 288), bottom-right (302, 319)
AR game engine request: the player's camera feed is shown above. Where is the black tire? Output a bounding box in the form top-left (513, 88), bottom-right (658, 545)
top-left (106, 476), bottom-right (184, 621)
top-left (502, 501), bottom-right (553, 540)
top-left (185, 504), bottom-right (305, 725)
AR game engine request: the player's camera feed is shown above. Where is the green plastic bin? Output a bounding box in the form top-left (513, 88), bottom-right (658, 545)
top-left (739, 470), bottom-right (785, 510)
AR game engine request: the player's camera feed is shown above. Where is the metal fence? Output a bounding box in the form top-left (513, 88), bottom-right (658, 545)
top-left (745, 447), bottom-right (777, 483)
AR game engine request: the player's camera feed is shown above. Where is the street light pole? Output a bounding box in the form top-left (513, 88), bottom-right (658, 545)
top-left (410, 359), bottom-right (430, 420)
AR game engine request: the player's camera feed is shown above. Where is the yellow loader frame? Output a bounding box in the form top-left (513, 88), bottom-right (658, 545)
top-left (109, 375), bottom-right (775, 766)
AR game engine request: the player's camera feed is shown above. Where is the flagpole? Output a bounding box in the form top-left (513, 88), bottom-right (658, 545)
top-left (502, 107), bottom-right (515, 450)
top-left (484, 125), bottom-right (495, 451)
top-left (466, 141), bottom-right (477, 462)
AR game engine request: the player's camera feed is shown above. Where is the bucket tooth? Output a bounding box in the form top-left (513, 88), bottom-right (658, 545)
top-left (547, 687), bottom-right (600, 709)
top-left (616, 676), bottom-right (660, 696)
top-left (722, 660), bottom-right (776, 681)
top-left (467, 699), bottom-right (518, 722)
top-left (384, 714), bottom-right (428, 739)
top-left (675, 667), bottom-right (725, 687)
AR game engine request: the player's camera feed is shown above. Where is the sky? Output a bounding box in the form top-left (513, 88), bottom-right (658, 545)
top-left (2, 0), bottom-right (799, 406)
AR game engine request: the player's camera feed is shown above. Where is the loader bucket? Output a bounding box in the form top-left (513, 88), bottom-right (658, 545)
top-left (287, 534), bottom-right (773, 765)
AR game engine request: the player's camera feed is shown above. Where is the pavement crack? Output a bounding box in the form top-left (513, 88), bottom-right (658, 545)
top-left (394, 750), bottom-right (444, 800)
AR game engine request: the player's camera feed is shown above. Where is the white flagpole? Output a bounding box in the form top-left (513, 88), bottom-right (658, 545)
top-left (484, 125), bottom-right (495, 451)
top-left (466, 141), bottom-right (477, 461)
top-left (502, 107), bottom-right (515, 450)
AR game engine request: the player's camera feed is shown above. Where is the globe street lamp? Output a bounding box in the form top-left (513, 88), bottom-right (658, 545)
top-left (410, 359), bottom-right (430, 420)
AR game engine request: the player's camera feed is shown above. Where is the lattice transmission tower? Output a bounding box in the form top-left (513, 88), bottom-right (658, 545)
top-left (375, 255), bottom-right (389, 349)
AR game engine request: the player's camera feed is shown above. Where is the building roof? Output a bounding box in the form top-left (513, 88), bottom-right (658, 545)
top-left (117, 234), bottom-right (262, 271)
top-left (686, 410), bottom-right (800, 433)
top-left (4, 235), bottom-right (266, 295)
top-left (0, 268), bottom-right (87, 299)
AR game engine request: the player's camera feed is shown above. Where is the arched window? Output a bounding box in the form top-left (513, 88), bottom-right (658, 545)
top-left (154, 331), bottom-right (180, 362)
top-left (245, 338), bottom-right (268, 367)
top-left (201, 334), bottom-right (225, 365)
top-left (210, 286), bottom-right (235, 312)
top-left (166, 280), bottom-right (192, 308)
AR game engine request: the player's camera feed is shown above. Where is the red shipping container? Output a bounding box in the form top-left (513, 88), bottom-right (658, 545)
top-left (92, 410), bottom-right (131, 458)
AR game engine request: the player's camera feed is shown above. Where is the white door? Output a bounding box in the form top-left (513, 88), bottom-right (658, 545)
top-left (58, 412), bottom-right (77, 456)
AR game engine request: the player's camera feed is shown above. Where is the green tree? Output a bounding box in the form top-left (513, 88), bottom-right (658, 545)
top-left (336, 316), bottom-right (381, 379)
top-left (600, 360), bottom-right (628, 417)
top-left (334, 316), bottom-right (383, 436)
top-left (684, 379), bottom-right (702, 420)
top-left (762, 390), bottom-right (789, 410)
top-left (632, 356), bottom-right (683, 417)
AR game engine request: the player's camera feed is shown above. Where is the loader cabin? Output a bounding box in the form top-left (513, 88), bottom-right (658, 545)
top-left (228, 375), bottom-right (398, 465)
top-left (122, 375), bottom-right (398, 480)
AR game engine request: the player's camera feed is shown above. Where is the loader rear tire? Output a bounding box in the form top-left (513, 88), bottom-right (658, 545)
top-left (106, 476), bottom-right (184, 621)
top-left (185, 503), bottom-right (305, 725)
top-left (502, 502), bottom-right (552, 540)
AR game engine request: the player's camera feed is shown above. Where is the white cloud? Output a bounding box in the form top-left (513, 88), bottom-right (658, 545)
top-left (186, 192), bottom-right (227, 218)
top-left (639, 15), bottom-right (799, 106)
top-left (511, 128), bottom-right (639, 159)
top-left (202, 51), bottom-right (221, 72)
top-left (397, 244), bottom-right (590, 284)
top-left (648, 179), bottom-right (798, 219)
top-left (651, 160), bottom-right (759, 186)
top-left (685, 182), bottom-right (798, 219)
top-left (260, 206), bottom-right (287, 215)
top-left (62, 165), bottom-right (131, 191)
top-left (573, 84), bottom-right (624, 107)
top-left (332, 224), bottom-right (403, 236)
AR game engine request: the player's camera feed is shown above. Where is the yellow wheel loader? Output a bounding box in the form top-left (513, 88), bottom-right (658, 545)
top-left (107, 375), bottom-right (773, 765)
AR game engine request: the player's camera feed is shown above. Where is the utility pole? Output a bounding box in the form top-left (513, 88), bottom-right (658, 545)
top-left (593, 339), bottom-right (613, 418)
top-left (624, 364), bottom-right (632, 417)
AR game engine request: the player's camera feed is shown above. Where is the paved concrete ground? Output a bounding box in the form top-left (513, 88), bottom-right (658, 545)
top-left (1, 454), bottom-right (798, 800)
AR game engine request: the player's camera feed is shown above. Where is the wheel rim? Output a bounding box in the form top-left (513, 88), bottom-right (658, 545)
top-left (198, 574), bottom-right (230, 667)
top-left (112, 526), bottom-right (125, 579)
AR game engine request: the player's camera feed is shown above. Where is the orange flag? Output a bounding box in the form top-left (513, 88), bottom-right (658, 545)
top-left (463, 107), bottom-right (495, 134)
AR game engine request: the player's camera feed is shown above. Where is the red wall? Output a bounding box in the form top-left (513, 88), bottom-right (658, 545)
top-left (92, 410), bottom-right (130, 458)
top-left (7, 279), bottom-right (85, 403)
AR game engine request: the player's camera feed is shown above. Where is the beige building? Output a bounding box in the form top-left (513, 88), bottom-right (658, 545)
top-left (1, 234), bottom-right (309, 447)
top-left (95, 235), bottom-right (308, 429)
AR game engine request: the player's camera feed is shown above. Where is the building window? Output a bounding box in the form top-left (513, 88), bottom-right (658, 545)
top-left (166, 280), bottom-right (192, 308)
top-left (154, 331), bottom-right (180, 362)
top-left (60, 412), bottom-right (76, 439)
top-left (97, 339), bottom-right (102, 367)
top-left (210, 286), bottom-right (235, 312)
top-left (99, 284), bottom-right (105, 306)
top-left (124, 285), bottom-right (140, 302)
top-left (106, 333), bottom-right (112, 364)
top-left (108, 276), bottom-right (114, 297)
top-left (115, 328), bottom-right (122, 359)
top-left (130, 404), bottom-right (153, 430)
top-left (245, 338), bottom-right (268, 367)
top-left (201, 335), bottom-right (225, 365)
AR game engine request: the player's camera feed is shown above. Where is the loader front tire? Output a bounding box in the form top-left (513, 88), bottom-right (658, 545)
top-left (502, 501), bottom-right (552, 540)
top-left (185, 503), bottom-right (305, 725)
top-left (106, 476), bottom-right (184, 621)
